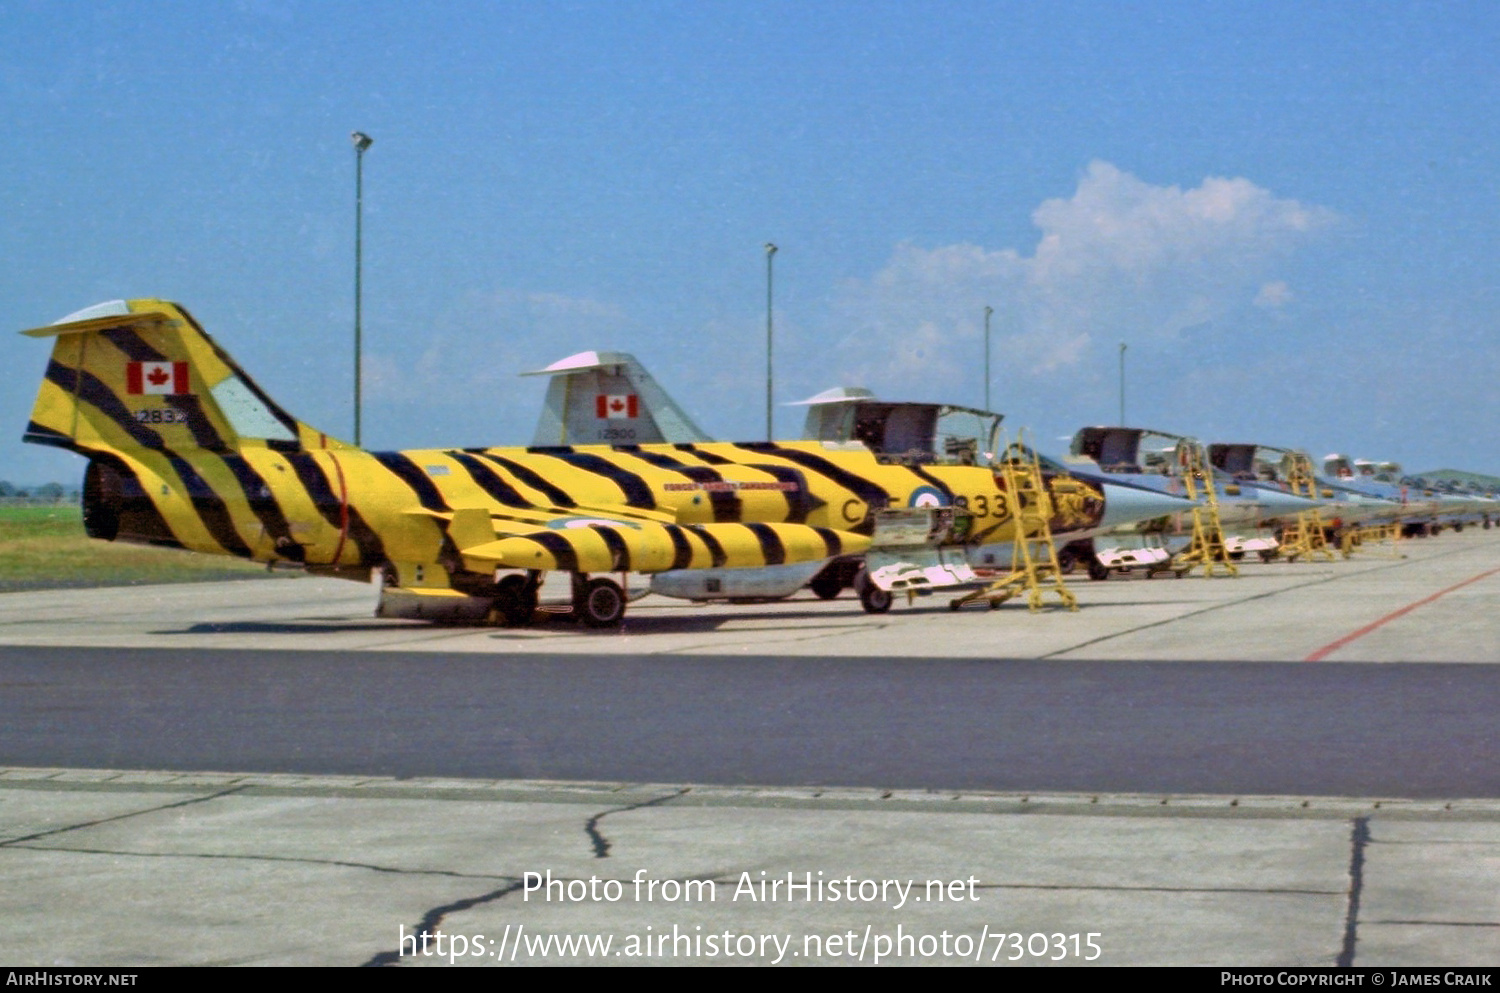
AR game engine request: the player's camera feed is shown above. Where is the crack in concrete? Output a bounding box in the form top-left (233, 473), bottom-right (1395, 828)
top-left (2, 841), bottom-right (513, 881)
top-left (363, 880), bottom-right (527, 967)
top-left (1337, 816), bottom-right (1370, 968)
top-left (585, 788), bottom-right (690, 858)
top-left (0, 785), bottom-right (243, 846)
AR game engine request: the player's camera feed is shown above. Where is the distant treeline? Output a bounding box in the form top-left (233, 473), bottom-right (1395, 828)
top-left (0, 482), bottom-right (77, 504)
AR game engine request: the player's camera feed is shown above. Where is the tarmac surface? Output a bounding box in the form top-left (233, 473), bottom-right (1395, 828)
top-left (0, 530), bottom-right (1496, 966)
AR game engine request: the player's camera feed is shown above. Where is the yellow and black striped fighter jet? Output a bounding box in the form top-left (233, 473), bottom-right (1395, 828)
top-left (23, 299), bottom-right (1125, 626)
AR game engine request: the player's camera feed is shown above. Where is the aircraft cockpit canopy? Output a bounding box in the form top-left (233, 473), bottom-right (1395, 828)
top-left (1324, 454), bottom-right (1356, 479)
top-left (793, 387), bottom-right (1002, 466)
top-left (1209, 443), bottom-right (1308, 485)
top-left (1071, 427), bottom-right (1145, 473)
top-left (1072, 427), bottom-right (1205, 477)
top-left (1209, 443), bottom-right (1256, 481)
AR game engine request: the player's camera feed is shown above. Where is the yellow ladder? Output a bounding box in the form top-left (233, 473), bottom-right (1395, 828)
top-left (950, 435), bottom-right (1078, 613)
top-left (1169, 441), bottom-right (1238, 578)
top-left (1280, 454), bottom-right (1336, 562)
top-left (1340, 522), bottom-right (1404, 559)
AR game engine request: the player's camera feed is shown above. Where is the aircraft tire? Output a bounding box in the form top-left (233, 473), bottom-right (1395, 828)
top-left (855, 569), bottom-right (893, 614)
top-left (809, 569), bottom-right (844, 600)
top-left (495, 574), bottom-right (538, 626)
top-left (1087, 560), bottom-right (1110, 582)
top-left (1055, 549), bottom-right (1077, 574)
top-left (1259, 550), bottom-right (1277, 563)
top-left (576, 577), bottom-right (626, 627)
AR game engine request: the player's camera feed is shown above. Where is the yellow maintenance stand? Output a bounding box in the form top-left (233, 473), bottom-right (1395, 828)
top-left (950, 436), bottom-right (1078, 613)
top-left (1167, 441), bottom-right (1238, 578)
top-left (1279, 453), bottom-right (1336, 563)
top-left (1341, 521), bottom-right (1404, 559)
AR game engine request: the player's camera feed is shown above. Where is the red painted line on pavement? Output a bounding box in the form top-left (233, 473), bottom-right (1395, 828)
top-left (1304, 566), bottom-right (1500, 661)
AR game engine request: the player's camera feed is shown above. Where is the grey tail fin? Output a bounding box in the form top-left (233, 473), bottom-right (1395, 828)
top-left (522, 350), bottom-right (712, 446)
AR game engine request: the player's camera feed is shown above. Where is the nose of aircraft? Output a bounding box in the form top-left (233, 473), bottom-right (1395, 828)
top-left (1097, 481), bottom-right (1196, 530)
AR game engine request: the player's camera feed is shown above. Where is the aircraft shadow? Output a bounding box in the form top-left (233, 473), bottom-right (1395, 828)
top-left (156, 607), bottom-right (871, 638)
top-left (491, 608), bottom-right (872, 638)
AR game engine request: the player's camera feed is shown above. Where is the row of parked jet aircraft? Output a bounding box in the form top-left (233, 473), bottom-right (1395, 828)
top-left (21, 299), bottom-right (1497, 626)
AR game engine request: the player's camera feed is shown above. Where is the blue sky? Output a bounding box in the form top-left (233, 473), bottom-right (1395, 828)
top-left (4, 0), bottom-right (1498, 484)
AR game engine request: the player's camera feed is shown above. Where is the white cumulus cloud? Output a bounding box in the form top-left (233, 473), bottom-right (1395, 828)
top-left (827, 161), bottom-right (1336, 393)
top-left (1254, 280), bottom-right (1294, 308)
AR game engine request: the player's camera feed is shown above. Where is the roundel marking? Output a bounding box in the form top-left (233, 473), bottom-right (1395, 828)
top-left (550, 517), bottom-right (641, 531)
top-left (908, 486), bottom-right (948, 508)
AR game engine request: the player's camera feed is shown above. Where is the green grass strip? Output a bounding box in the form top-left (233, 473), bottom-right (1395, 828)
top-left (0, 504), bottom-right (283, 592)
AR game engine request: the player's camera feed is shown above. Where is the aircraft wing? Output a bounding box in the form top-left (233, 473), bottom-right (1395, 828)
top-left (431, 506), bottom-right (869, 575)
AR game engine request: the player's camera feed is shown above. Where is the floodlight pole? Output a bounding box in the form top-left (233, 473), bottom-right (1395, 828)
top-left (983, 305), bottom-right (994, 411)
top-left (1118, 342), bottom-right (1127, 425)
top-left (352, 131), bottom-right (373, 447)
top-left (765, 243), bottom-right (777, 441)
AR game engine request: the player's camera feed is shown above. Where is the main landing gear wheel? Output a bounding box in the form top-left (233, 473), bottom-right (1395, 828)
top-left (574, 577), bottom-right (626, 627)
top-left (494, 574), bottom-right (538, 626)
top-left (1087, 560), bottom-right (1110, 581)
top-left (809, 570), bottom-right (844, 600)
top-left (855, 569), bottom-right (893, 614)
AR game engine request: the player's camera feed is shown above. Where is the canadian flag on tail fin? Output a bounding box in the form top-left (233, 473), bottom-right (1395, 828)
top-left (126, 361), bottom-right (190, 395)
top-left (595, 394), bottom-right (638, 419)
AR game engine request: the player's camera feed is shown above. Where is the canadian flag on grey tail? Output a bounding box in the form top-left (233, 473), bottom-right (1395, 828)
top-left (126, 361), bottom-right (190, 395)
top-left (596, 394), bottom-right (638, 419)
